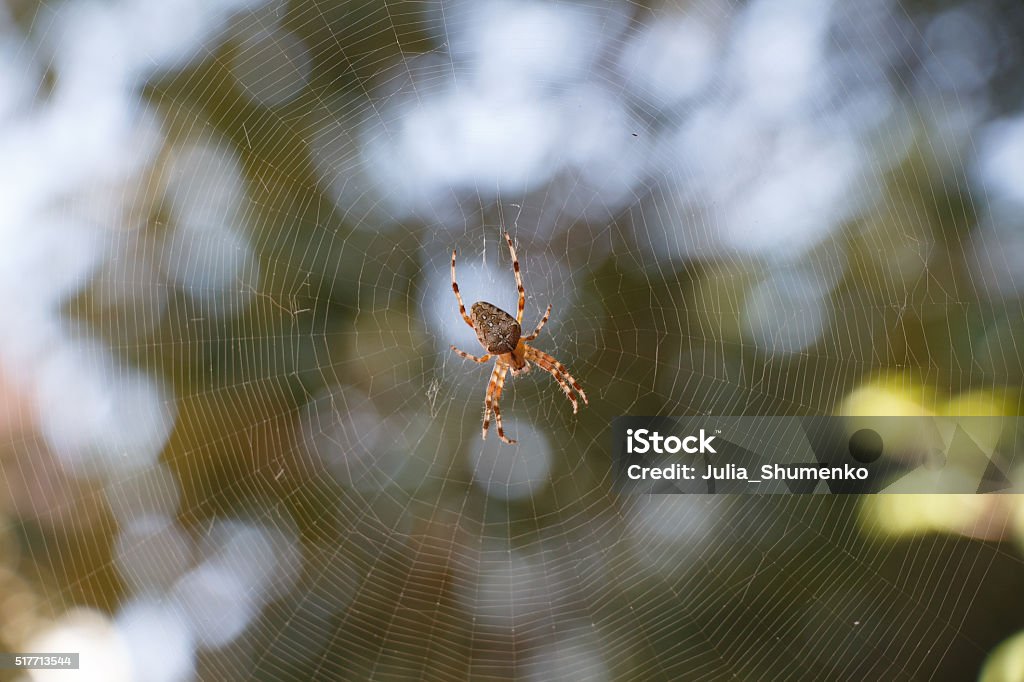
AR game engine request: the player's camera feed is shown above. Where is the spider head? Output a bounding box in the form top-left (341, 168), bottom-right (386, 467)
top-left (507, 342), bottom-right (529, 375)
top-left (509, 359), bottom-right (530, 377)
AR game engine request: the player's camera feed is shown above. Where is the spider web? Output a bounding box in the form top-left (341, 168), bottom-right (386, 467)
top-left (2, 0), bottom-right (1024, 680)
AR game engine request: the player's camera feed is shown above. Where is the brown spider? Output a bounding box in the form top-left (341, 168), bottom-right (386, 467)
top-left (450, 232), bottom-right (588, 445)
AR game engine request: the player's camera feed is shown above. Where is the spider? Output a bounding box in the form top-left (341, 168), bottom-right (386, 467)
top-left (450, 232), bottom-right (588, 445)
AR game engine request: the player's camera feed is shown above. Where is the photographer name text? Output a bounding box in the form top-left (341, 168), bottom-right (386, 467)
top-left (624, 428), bottom-right (869, 482)
top-left (625, 462), bottom-right (869, 482)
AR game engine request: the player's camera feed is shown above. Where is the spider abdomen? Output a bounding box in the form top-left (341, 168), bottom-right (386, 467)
top-left (470, 301), bottom-right (521, 354)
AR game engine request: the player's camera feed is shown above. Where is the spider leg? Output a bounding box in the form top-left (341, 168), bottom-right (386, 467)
top-left (481, 362), bottom-right (503, 440)
top-left (451, 345), bottom-right (491, 363)
top-left (525, 346), bottom-right (588, 411)
top-left (504, 232), bottom-right (526, 324)
top-left (528, 352), bottom-right (578, 413)
top-left (451, 249), bottom-right (475, 329)
top-left (522, 303), bottom-right (552, 342)
top-left (491, 363), bottom-right (515, 444)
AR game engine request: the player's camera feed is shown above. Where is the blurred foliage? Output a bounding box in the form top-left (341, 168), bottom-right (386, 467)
top-left (3, 0), bottom-right (1024, 679)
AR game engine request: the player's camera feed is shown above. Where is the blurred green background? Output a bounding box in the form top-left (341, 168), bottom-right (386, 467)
top-left (2, 0), bottom-right (1024, 679)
